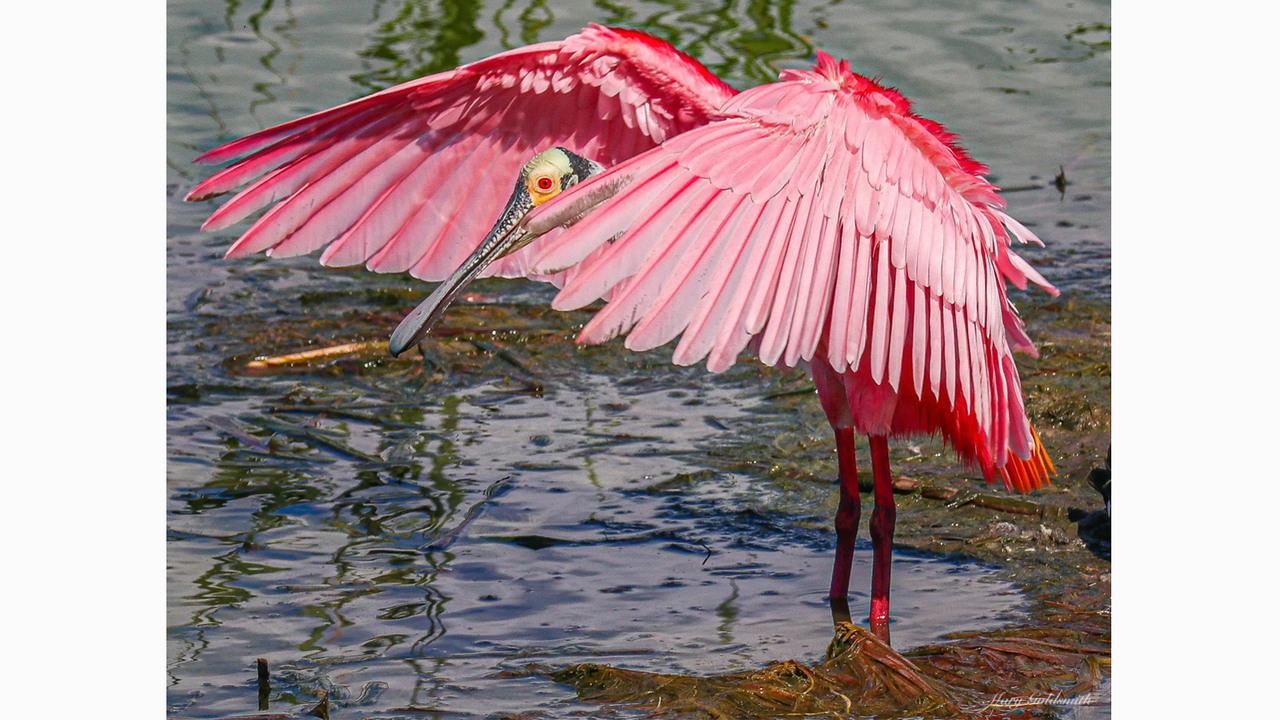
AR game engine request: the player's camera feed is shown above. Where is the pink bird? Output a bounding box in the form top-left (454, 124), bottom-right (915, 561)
top-left (188, 24), bottom-right (1058, 643)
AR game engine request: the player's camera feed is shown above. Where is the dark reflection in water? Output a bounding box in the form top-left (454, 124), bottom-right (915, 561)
top-left (355, 0), bottom-right (486, 91)
top-left (347, 0), bottom-right (819, 92)
top-left (168, 0), bottom-right (1109, 716)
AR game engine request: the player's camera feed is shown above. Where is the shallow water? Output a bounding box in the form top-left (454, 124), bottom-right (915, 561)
top-left (166, 1), bottom-right (1110, 717)
top-left (168, 376), bottom-right (1029, 716)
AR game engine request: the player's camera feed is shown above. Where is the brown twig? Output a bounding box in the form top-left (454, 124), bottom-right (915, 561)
top-left (245, 341), bottom-right (388, 372)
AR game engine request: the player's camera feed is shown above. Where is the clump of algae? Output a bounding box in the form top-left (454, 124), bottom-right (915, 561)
top-left (543, 617), bottom-right (1108, 719)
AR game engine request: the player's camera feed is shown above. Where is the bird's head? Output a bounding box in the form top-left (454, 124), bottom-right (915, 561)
top-left (499, 147), bottom-right (604, 252)
top-left (389, 147), bottom-right (603, 356)
top-left (523, 147), bottom-right (600, 205)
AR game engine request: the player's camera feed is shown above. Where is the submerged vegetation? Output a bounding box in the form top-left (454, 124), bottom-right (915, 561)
top-left (545, 619), bottom-right (1108, 718)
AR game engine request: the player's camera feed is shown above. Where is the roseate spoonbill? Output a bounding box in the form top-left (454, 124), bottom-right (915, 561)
top-left (188, 24), bottom-right (1058, 643)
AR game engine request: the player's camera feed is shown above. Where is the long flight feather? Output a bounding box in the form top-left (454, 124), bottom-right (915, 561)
top-left (706, 198), bottom-right (789, 371)
top-left (673, 200), bottom-right (769, 366)
top-left (627, 193), bottom-right (750, 351)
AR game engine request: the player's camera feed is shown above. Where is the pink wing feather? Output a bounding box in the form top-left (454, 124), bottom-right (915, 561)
top-left (526, 51), bottom-right (1057, 472)
top-left (187, 24), bottom-right (735, 282)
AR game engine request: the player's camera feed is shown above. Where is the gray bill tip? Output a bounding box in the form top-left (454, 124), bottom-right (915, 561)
top-left (388, 312), bottom-right (427, 358)
top-left (388, 293), bottom-right (443, 357)
top-left (388, 263), bottom-right (475, 357)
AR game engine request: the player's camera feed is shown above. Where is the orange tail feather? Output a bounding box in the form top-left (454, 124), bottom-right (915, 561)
top-left (998, 424), bottom-right (1054, 493)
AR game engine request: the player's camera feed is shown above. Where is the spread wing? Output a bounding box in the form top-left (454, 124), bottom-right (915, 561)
top-left (525, 52), bottom-right (1058, 465)
top-left (186, 24), bottom-right (735, 281)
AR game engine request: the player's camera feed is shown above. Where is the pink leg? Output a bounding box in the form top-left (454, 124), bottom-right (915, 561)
top-left (827, 427), bottom-right (861, 625)
top-left (868, 435), bottom-right (896, 643)
top-left (810, 357), bottom-right (863, 627)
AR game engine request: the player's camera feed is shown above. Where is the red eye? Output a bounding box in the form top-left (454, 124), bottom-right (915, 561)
top-left (536, 176), bottom-right (554, 191)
